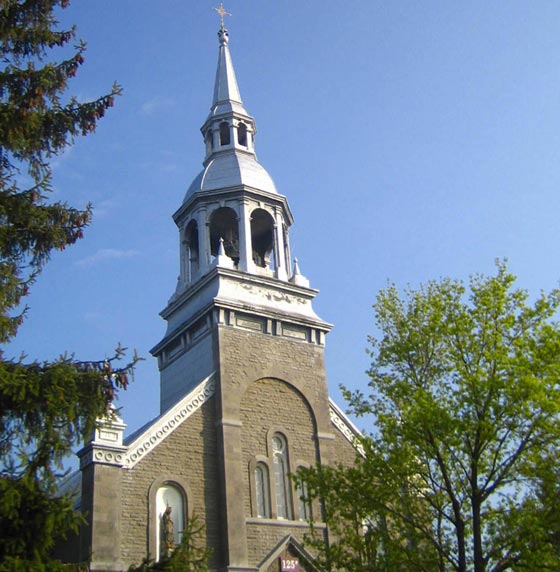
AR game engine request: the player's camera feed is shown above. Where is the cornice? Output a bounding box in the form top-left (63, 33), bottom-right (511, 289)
top-left (174, 184), bottom-right (293, 226)
top-left (79, 444), bottom-right (128, 469)
top-left (159, 266), bottom-right (323, 323)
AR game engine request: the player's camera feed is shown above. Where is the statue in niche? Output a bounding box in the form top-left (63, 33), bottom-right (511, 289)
top-left (161, 505), bottom-right (175, 557)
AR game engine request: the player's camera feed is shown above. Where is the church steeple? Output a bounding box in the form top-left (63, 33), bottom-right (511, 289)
top-left (152, 22), bottom-right (328, 415)
top-left (173, 23), bottom-right (303, 290)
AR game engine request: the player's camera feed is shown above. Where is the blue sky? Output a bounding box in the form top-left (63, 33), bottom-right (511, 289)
top-left (6, 1), bottom-right (560, 438)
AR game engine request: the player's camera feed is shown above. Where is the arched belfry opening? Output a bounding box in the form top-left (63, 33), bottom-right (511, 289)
top-left (219, 121), bottom-right (230, 146)
top-left (237, 122), bottom-right (247, 147)
top-left (250, 208), bottom-right (275, 269)
top-left (184, 220), bottom-right (199, 282)
top-left (210, 207), bottom-right (239, 265)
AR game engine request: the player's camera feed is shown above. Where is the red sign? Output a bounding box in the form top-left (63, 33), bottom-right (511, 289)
top-left (281, 557), bottom-right (300, 572)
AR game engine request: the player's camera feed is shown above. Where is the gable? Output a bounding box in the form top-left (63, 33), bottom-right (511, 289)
top-left (257, 534), bottom-right (322, 572)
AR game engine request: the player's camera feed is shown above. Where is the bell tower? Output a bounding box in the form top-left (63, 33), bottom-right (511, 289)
top-left (150, 19), bottom-right (336, 572)
top-left (178, 24), bottom-right (293, 284)
top-left (152, 21), bottom-right (323, 412)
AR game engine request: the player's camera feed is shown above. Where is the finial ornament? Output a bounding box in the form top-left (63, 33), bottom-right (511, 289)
top-left (213, 3), bottom-right (231, 29)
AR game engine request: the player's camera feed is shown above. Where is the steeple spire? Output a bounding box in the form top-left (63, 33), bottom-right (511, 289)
top-left (208, 5), bottom-right (247, 119)
top-left (198, 20), bottom-right (258, 166)
top-left (211, 26), bottom-right (245, 116)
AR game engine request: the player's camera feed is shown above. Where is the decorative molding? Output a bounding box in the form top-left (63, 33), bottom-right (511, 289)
top-left (328, 399), bottom-right (365, 457)
top-left (282, 324), bottom-right (307, 340)
top-left (124, 373), bottom-right (216, 469)
top-left (79, 444), bottom-right (127, 469)
top-left (236, 315), bottom-right (264, 332)
top-left (239, 282), bottom-right (308, 306)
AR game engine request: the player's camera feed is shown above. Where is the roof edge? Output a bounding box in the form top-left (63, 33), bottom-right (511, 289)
top-left (329, 398), bottom-right (365, 456)
top-left (124, 372), bottom-right (216, 468)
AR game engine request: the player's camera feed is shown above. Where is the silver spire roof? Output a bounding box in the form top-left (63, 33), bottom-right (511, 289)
top-left (184, 26), bottom-right (278, 201)
top-left (208, 27), bottom-right (247, 118)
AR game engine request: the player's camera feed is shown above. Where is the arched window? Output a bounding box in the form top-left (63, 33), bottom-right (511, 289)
top-left (219, 121), bottom-right (230, 146)
top-left (250, 208), bottom-right (275, 269)
top-left (237, 122), bottom-right (248, 147)
top-left (272, 434), bottom-right (292, 519)
top-left (209, 207), bottom-right (239, 265)
top-left (295, 476), bottom-right (311, 521)
top-left (185, 220), bottom-right (199, 282)
top-left (155, 483), bottom-right (186, 560)
top-left (254, 462), bottom-right (271, 518)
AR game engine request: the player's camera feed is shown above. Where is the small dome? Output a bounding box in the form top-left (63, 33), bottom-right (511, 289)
top-left (185, 152), bottom-right (277, 201)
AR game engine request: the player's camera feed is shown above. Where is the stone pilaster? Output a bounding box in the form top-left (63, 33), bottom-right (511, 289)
top-left (216, 416), bottom-right (250, 569)
top-left (78, 409), bottom-right (127, 572)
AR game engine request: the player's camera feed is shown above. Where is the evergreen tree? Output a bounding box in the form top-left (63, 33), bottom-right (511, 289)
top-left (0, 0), bottom-right (121, 340)
top-left (0, 2), bottom-right (133, 570)
top-left (300, 262), bottom-right (560, 572)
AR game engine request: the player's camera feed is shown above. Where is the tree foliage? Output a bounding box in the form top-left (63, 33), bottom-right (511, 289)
top-left (0, 0), bottom-right (121, 342)
top-left (0, 1), bottom-right (130, 569)
top-left (300, 262), bottom-right (560, 572)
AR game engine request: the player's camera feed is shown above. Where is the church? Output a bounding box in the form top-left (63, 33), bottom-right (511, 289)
top-left (63, 15), bottom-right (360, 572)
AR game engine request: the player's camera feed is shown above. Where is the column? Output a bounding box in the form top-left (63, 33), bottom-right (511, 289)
top-left (179, 226), bottom-right (187, 285)
top-left (237, 199), bottom-right (255, 274)
top-left (274, 207), bottom-right (288, 281)
top-left (197, 206), bottom-right (211, 274)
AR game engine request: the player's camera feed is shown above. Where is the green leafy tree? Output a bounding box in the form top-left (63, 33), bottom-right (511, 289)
top-left (127, 514), bottom-right (210, 572)
top-left (0, 1), bottom-right (131, 570)
top-left (300, 262), bottom-right (560, 572)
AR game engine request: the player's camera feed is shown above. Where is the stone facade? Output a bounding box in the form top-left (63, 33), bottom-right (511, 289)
top-left (73, 318), bottom-right (359, 571)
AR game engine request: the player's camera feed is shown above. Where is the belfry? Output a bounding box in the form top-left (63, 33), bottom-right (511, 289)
top-left (63, 15), bottom-right (360, 572)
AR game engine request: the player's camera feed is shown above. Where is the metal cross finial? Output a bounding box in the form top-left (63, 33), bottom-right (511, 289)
top-left (213, 3), bottom-right (231, 29)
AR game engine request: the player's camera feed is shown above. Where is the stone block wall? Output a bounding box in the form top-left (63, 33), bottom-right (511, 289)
top-left (217, 325), bottom-right (331, 433)
top-left (119, 398), bottom-right (221, 569)
top-left (331, 419), bottom-right (361, 467)
top-left (78, 311), bottom-right (360, 572)
top-left (214, 324), bottom-right (337, 569)
top-left (240, 377), bottom-right (318, 520)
